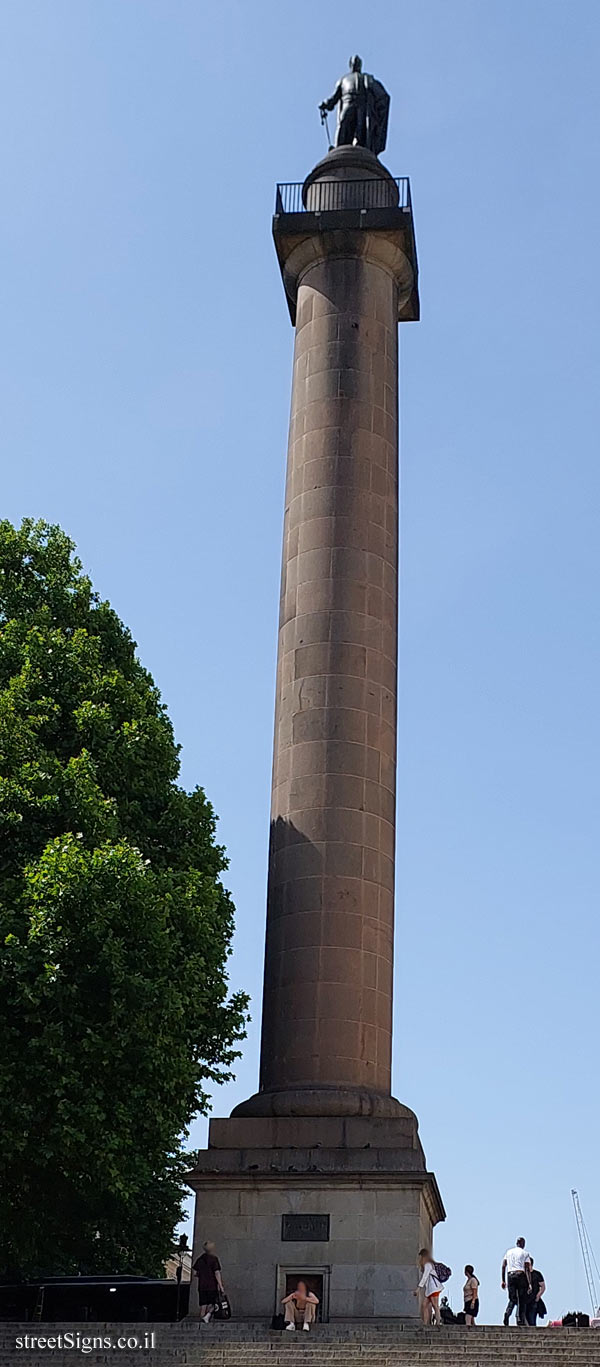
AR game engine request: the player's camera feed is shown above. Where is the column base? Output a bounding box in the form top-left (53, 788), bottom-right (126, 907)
top-left (232, 1087), bottom-right (417, 1120)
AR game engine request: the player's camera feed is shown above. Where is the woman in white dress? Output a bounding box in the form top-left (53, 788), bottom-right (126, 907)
top-left (415, 1248), bottom-right (444, 1326)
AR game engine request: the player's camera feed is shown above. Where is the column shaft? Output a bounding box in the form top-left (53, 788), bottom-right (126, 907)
top-left (259, 252), bottom-right (399, 1101)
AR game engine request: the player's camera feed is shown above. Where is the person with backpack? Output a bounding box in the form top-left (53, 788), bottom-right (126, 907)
top-left (414, 1249), bottom-right (450, 1326)
top-left (463, 1265), bottom-right (480, 1326)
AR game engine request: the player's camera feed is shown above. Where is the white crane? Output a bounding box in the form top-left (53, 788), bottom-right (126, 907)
top-left (571, 1189), bottom-right (600, 1316)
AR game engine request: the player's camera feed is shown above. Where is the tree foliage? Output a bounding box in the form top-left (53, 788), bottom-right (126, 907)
top-left (0, 519), bottom-right (248, 1277)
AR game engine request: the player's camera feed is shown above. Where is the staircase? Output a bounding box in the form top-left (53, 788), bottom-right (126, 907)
top-left (3, 1319), bottom-right (600, 1366)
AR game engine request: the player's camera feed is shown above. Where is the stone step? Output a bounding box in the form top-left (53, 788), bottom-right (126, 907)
top-left (190, 1349), bottom-right (592, 1362)
top-left (176, 1326), bottom-right (597, 1341)
top-left (170, 1353), bottom-right (600, 1367)
top-left (195, 1348), bottom-right (600, 1355)
top-left (4, 1354), bottom-right (599, 1363)
top-left (190, 1360), bottom-right (600, 1367)
top-left (173, 1350), bottom-right (598, 1360)
top-left (3, 1354), bottom-right (599, 1362)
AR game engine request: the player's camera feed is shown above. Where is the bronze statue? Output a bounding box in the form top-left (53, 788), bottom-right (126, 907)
top-left (319, 56), bottom-right (390, 156)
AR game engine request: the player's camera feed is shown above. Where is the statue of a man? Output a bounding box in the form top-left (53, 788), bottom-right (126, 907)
top-left (319, 56), bottom-right (390, 157)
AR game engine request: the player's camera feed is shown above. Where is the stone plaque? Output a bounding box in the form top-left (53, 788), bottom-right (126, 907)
top-left (281, 1213), bottom-right (330, 1242)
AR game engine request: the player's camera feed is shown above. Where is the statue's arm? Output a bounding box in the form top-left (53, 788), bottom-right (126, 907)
top-left (320, 78), bottom-right (342, 112)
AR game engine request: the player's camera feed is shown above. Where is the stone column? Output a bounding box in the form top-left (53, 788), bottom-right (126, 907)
top-left (262, 254), bottom-right (399, 1109)
top-left (187, 149), bottom-right (444, 1323)
top-left (237, 147), bottom-right (416, 1119)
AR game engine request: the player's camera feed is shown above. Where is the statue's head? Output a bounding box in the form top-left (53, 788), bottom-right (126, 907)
top-left (349, 55), bottom-right (362, 73)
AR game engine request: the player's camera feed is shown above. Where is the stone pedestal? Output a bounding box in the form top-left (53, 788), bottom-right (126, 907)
top-left (187, 147), bottom-right (443, 1319)
top-left (188, 1114), bottom-right (443, 1320)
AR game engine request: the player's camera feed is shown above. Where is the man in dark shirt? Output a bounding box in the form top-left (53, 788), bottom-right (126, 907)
top-left (193, 1240), bottom-right (225, 1323)
top-left (526, 1261), bottom-right (547, 1326)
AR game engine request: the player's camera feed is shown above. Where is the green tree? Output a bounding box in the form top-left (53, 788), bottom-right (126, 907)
top-left (0, 519), bottom-right (248, 1277)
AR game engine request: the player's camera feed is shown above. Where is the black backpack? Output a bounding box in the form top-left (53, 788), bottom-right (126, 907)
top-left (433, 1261), bottom-right (452, 1283)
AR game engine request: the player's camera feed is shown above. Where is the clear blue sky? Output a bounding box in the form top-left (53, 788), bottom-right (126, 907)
top-left (2, 0), bottom-right (599, 1324)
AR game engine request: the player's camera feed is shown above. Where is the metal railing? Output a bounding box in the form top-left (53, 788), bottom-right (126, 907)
top-left (275, 177), bottom-right (411, 215)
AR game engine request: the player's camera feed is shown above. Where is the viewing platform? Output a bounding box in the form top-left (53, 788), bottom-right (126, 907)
top-left (272, 153), bottom-right (419, 323)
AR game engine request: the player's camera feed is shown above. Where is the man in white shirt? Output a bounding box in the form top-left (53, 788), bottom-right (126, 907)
top-left (501, 1237), bottom-right (532, 1326)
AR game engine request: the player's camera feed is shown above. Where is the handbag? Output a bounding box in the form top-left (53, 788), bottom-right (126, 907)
top-left (213, 1294), bottom-right (232, 1321)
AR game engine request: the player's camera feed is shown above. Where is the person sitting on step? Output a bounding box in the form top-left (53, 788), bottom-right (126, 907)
top-left (282, 1280), bottom-right (319, 1332)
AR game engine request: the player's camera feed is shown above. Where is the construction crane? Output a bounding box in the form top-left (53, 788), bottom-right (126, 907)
top-left (571, 1189), bottom-right (600, 1316)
